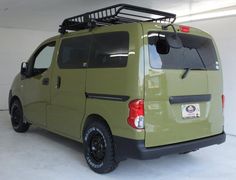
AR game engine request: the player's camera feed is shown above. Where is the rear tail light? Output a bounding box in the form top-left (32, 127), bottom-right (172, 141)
top-left (222, 94), bottom-right (225, 111)
top-left (179, 25), bottom-right (190, 33)
top-left (128, 99), bottom-right (144, 129)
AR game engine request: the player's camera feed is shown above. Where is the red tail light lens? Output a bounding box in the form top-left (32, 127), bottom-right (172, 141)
top-left (180, 25), bottom-right (190, 33)
top-left (128, 99), bottom-right (144, 129)
top-left (222, 94), bottom-right (225, 110)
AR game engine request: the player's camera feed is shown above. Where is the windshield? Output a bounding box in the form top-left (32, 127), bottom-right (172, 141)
top-left (148, 32), bottom-right (219, 70)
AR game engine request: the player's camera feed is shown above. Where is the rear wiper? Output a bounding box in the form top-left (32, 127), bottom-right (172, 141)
top-left (181, 68), bottom-right (190, 79)
top-left (196, 49), bottom-right (207, 70)
top-left (181, 68), bottom-right (205, 79)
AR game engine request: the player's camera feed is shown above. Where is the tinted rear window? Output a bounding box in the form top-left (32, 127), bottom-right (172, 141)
top-left (58, 36), bottom-right (91, 69)
top-left (89, 32), bottom-right (129, 68)
top-left (148, 32), bottom-right (219, 70)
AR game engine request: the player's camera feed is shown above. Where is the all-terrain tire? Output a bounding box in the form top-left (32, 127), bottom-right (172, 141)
top-left (83, 121), bottom-right (118, 174)
top-left (10, 100), bottom-right (30, 133)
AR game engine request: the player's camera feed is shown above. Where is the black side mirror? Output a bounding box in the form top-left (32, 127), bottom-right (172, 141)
top-left (20, 62), bottom-right (29, 76)
top-left (156, 39), bottom-right (170, 54)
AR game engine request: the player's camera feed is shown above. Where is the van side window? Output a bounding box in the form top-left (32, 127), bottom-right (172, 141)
top-left (32, 42), bottom-right (55, 76)
top-left (89, 32), bottom-right (129, 68)
top-left (58, 36), bottom-right (91, 69)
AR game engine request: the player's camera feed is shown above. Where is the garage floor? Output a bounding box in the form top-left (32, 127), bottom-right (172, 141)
top-left (0, 111), bottom-right (235, 180)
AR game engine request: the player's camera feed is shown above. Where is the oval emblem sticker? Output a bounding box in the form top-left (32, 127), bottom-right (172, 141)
top-left (186, 105), bottom-right (196, 113)
top-left (182, 104), bottom-right (200, 119)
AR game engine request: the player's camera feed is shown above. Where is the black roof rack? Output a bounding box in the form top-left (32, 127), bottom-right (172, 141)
top-left (59, 4), bottom-right (176, 34)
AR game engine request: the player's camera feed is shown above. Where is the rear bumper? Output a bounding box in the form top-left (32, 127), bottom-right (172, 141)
top-left (114, 132), bottom-right (226, 160)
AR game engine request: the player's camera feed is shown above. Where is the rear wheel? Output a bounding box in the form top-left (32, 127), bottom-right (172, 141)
top-left (10, 100), bottom-right (30, 133)
top-left (83, 121), bottom-right (118, 174)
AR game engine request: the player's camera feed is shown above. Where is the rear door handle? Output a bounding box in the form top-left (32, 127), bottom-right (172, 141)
top-left (56, 76), bottom-right (61, 89)
top-left (42, 78), bottom-right (49, 85)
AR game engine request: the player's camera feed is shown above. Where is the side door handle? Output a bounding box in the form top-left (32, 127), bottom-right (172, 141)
top-left (42, 77), bottom-right (49, 85)
top-left (56, 76), bottom-right (61, 89)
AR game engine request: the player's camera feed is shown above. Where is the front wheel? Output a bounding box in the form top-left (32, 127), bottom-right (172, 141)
top-left (10, 100), bottom-right (30, 133)
top-left (83, 121), bottom-right (118, 174)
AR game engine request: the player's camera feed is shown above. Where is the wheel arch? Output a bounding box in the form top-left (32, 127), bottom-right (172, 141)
top-left (82, 114), bottom-right (113, 138)
top-left (9, 95), bottom-right (22, 114)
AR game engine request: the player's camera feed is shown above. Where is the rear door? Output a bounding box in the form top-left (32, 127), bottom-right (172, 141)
top-left (143, 24), bottom-right (224, 147)
top-left (47, 34), bottom-right (91, 139)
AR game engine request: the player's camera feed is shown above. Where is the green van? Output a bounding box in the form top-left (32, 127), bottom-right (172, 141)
top-left (9, 4), bottom-right (226, 173)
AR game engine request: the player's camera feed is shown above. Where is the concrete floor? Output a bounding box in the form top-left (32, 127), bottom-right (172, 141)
top-left (0, 111), bottom-right (235, 180)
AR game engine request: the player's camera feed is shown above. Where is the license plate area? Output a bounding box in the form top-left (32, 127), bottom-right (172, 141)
top-left (181, 104), bottom-right (200, 119)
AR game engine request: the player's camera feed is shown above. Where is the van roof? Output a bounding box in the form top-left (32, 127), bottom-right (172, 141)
top-left (46, 20), bottom-right (212, 44)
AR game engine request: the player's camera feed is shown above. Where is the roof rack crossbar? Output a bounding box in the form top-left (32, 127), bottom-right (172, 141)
top-left (116, 16), bottom-right (141, 23)
top-left (59, 4), bottom-right (176, 34)
top-left (119, 12), bottom-right (154, 20)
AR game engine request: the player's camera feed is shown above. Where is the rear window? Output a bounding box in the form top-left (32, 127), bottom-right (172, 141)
top-left (148, 32), bottom-right (219, 70)
top-left (89, 32), bottom-right (129, 68)
top-left (58, 36), bottom-right (91, 69)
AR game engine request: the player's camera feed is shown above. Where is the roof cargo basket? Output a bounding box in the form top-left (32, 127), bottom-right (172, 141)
top-left (59, 4), bottom-right (176, 34)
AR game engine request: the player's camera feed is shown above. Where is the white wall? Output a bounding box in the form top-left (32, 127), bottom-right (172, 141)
top-left (186, 16), bottom-right (236, 135)
top-left (0, 27), bottom-right (55, 109)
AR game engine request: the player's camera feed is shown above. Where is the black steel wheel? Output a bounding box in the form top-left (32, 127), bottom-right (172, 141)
top-left (90, 131), bottom-right (106, 163)
top-left (10, 100), bottom-right (30, 133)
top-left (83, 121), bottom-right (118, 174)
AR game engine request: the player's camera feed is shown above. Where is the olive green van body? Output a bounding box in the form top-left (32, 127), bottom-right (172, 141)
top-left (9, 22), bottom-right (224, 152)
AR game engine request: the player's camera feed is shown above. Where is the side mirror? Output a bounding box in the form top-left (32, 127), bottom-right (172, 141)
top-left (20, 62), bottom-right (29, 76)
top-left (156, 39), bottom-right (170, 54)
